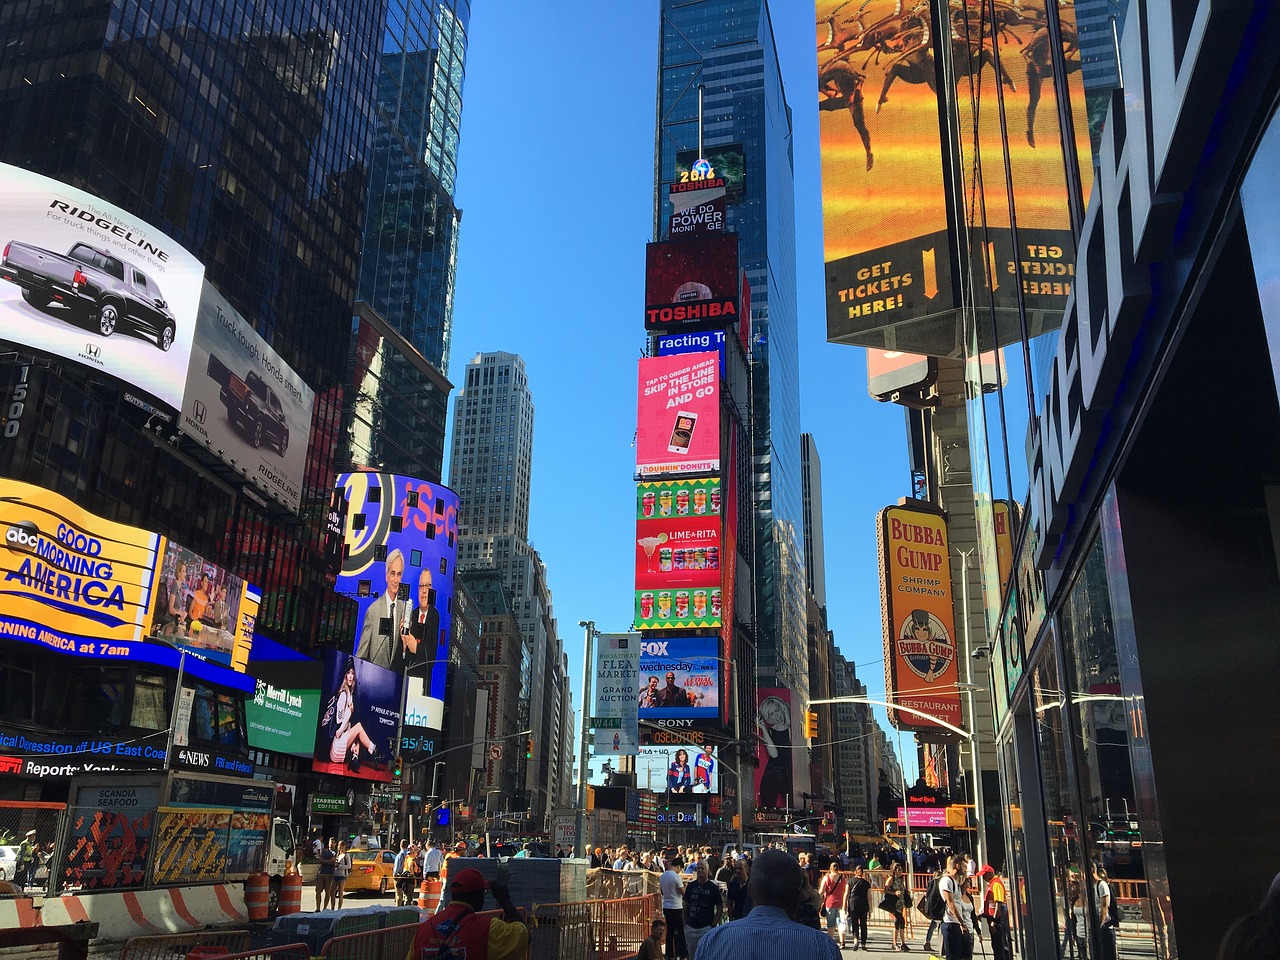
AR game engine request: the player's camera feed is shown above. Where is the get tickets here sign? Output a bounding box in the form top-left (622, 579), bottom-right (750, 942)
top-left (0, 478), bottom-right (162, 648)
top-left (878, 502), bottom-right (962, 732)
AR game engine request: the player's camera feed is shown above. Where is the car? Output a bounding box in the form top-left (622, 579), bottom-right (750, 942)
top-left (0, 845), bottom-right (17, 882)
top-left (344, 848), bottom-right (397, 895)
top-left (1, 240), bottom-right (178, 350)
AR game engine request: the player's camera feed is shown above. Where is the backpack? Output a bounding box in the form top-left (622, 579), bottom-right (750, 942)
top-left (426, 913), bottom-right (474, 960)
top-left (921, 877), bottom-right (945, 921)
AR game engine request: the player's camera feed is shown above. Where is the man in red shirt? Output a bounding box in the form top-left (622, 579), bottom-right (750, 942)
top-left (405, 868), bottom-right (529, 960)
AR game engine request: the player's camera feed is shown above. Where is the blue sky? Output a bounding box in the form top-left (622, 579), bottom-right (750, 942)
top-left (445, 2), bottom-right (913, 776)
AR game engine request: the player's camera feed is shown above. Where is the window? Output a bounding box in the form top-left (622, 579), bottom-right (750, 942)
top-left (131, 671), bottom-right (169, 730)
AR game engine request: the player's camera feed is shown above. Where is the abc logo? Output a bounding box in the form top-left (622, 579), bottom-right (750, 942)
top-left (5, 520), bottom-right (39, 551)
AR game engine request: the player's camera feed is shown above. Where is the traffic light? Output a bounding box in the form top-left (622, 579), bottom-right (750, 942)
top-left (805, 710), bottom-right (819, 740)
top-left (524, 737), bottom-right (534, 760)
top-left (393, 755), bottom-right (403, 778)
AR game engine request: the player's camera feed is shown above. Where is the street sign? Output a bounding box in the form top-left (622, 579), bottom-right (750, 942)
top-left (590, 717), bottom-right (622, 728)
top-left (489, 744), bottom-right (504, 760)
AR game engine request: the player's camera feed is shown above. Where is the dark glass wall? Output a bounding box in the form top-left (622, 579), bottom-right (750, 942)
top-left (0, 0), bottom-right (383, 648)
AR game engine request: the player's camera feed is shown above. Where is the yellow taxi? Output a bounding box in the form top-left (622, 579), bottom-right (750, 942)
top-left (343, 848), bottom-right (398, 895)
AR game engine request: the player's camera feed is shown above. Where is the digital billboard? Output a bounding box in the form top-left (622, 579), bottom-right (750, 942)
top-left (0, 163), bottom-right (204, 410)
top-left (878, 502), bottom-right (963, 732)
top-left (179, 282), bottom-right (315, 513)
top-left (637, 636), bottom-right (720, 723)
top-left (637, 742), bottom-right (719, 795)
top-left (755, 688), bottom-right (798, 812)
top-left (636, 352), bottom-right (720, 479)
top-left (312, 649), bottom-right (402, 783)
top-left (816, 0), bottom-right (1092, 353)
top-left (0, 477), bottom-right (160, 645)
top-left (644, 236), bottom-right (739, 331)
top-left (657, 329), bottom-right (726, 378)
top-left (867, 350), bottom-right (936, 402)
top-left (149, 539), bottom-right (260, 671)
top-left (635, 478), bottom-right (722, 630)
top-left (592, 633), bottom-right (640, 755)
top-left (668, 178), bottom-right (726, 238)
top-left (335, 472), bottom-right (459, 727)
top-left (675, 144), bottom-right (746, 204)
top-left (246, 680), bottom-right (320, 757)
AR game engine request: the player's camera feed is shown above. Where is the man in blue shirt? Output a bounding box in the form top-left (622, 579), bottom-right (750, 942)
top-left (695, 850), bottom-right (841, 960)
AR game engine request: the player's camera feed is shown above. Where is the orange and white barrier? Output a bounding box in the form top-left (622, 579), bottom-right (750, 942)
top-left (0, 884), bottom-right (247, 940)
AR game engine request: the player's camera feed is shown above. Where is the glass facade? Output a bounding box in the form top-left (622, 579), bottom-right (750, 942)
top-left (0, 0), bottom-right (379, 651)
top-left (655, 0), bottom-right (808, 708)
top-left (358, 0), bottom-right (470, 380)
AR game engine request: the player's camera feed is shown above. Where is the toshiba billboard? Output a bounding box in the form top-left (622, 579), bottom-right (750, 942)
top-left (644, 236), bottom-right (739, 331)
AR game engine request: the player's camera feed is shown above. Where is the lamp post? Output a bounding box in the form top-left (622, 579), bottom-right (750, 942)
top-left (395, 657), bottom-right (452, 844)
top-left (574, 620), bottom-right (598, 859)
top-left (957, 547), bottom-right (987, 869)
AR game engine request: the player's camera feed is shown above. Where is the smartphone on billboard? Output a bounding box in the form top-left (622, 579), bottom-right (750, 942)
top-left (668, 411), bottom-right (698, 454)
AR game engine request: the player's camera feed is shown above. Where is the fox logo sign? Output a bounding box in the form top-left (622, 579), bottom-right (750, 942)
top-left (641, 641), bottom-right (669, 656)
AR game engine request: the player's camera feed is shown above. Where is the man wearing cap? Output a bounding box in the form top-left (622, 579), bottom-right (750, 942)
top-left (405, 867), bottom-right (528, 960)
top-left (980, 864), bottom-right (1012, 960)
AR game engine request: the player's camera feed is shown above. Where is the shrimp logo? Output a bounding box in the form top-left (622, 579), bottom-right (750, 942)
top-left (896, 609), bottom-right (954, 683)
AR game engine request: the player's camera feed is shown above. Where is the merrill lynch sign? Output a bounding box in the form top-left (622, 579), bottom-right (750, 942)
top-left (1028, 0), bottom-right (1250, 567)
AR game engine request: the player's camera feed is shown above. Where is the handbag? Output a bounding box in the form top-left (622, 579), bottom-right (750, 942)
top-left (880, 892), bottom-right (900, 913)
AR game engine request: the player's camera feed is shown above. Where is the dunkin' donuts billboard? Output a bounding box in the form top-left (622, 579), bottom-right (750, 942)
top-left (636, 352), bottom-right (720, 479)
top-left (878, 501), bottom-right (962, 732)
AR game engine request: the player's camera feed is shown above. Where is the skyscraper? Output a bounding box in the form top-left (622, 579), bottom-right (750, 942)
top-left (360, 0), bottom-right (469, 376)
top-left (800, 433), bottom-right (827, 610)
top-left (448, 351), bottom-right (564, 822)
top-left (654, 0), bottom-right (808, 707)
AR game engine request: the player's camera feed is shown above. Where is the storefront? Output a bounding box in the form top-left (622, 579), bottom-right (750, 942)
top-left (965, 4), bottom-right (1280, 958)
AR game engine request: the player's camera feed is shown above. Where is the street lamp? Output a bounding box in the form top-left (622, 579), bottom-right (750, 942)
top-left (575, 620), bottom-right (598, 858)
top-left (394, 657), bottom-right (453, 843)
top-left (957, 547), bottom-right (988, 869)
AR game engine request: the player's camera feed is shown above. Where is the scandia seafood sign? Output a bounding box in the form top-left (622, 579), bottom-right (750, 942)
top-left (0, 163), bottom-right (205, 410)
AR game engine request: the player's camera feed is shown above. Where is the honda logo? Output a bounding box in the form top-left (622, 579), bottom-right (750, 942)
top-left (194, 400), bottom-right (207, 425)
top-left (85, 343), bottom-right (100, 359)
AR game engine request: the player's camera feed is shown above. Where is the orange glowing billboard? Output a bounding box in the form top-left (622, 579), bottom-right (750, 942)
top-left (878, 501), bottom-right (962, 732)
top-left (817, 0), bottom-right (1092, 354)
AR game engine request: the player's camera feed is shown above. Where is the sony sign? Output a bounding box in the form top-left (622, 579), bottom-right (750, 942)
top-left (1027, 0), bottom-right (1251, 568)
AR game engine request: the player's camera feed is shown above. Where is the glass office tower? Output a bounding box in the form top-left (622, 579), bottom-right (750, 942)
top-left (654, 0), bottom-right (808, 715)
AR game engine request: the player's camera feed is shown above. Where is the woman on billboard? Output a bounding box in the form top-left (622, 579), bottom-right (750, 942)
top-left (756, 695), bottom-right (793, 809)
top-left (322, 658), bottom-right (385, 773)
top-left (667, 748), bottom-right (693, 793)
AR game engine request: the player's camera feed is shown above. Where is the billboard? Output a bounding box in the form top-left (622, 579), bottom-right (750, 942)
top-left (755, 688), bottom-right (797, 811)
top-left (675, 144), bottom-right (746, 204)
top-left (868, 350), bottom-right (936, 402)
top-left (644, 236), bottom-right (739, 331)
top-left (246, 680), bottom-right (320, 757)
top-left (62, 784), bottom-right (160, 890)
top-left (636, 353), bottom-right (720, 479)
top-left (878, 502), bottom-right (962, 732)
top-left (897, 806), bottom-right (949, 828)
top-left (335, 472), bottom-right (459, 725)
top-left (148, 539), bottom-right (260, 671)
top-left (592, 633), bottom-right (641, 755)
top-left (637, 636), bottom-right (720, 723)
top-left (635, 478), bottom-right (722, 630)
top-left (0, 477), bottom-right (162, 645)
top-left (179, 282), bottom-right (315, 513)
top-left (816, 0), bottom-right (1092, 353)
top-left (312, 649), bottom-right (402, 783)
top-left (638, 742), bottom-right (719, 795)
top-left (0, 163), bottom-right (204, 410)
top-left (668, 178), bottom-right (726, 238)
top-left (657, 329), bottom-right (726, 378)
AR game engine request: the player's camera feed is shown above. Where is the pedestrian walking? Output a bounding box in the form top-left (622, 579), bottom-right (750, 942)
top-left (332, 840), bottom-right (351, 909)
top-left (683, 861), bottom-right (723, 959)
top-left (661, 855), bottom-right (689, 959)
top-left (692, 850), bottom-right (841, 960)
top-left (883, 861), bottom-right (909, 951)
top-left (315, 838), bottom-right (336, 910)
top-left (422, 836), bottom-right (445, 878)
top-left (980, 864), bottom-right (1013, 960)
top-left (844, 863), bottom-right (871, 950)
top-left (404, 868), bottom-right (529, 960)
top-left (818, 861), bottom-right (848, 947)
top-left (939, 855), bottom-right (968, 960)
top-left (393, 840), bottom-right (416, 906)
top-left (1093, 861), bottom-right (1118, 960)
top-left (918, 867), bottom-right (944, 953)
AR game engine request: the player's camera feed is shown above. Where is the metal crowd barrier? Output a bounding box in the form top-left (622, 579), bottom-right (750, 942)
top-left (531, 895), bottom-right (658, 960)
top-left (320, 922), bottom-right (420, 960)
top-left (211, 944), bottom-right (312, 960)
top-left (119, 931), bottom-right (252, 960)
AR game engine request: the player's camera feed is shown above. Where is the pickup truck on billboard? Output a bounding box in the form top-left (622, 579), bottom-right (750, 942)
top-left (208, 353), bottom-right (290, 456)
top-left (0, 240), bottom-right (177, 350)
